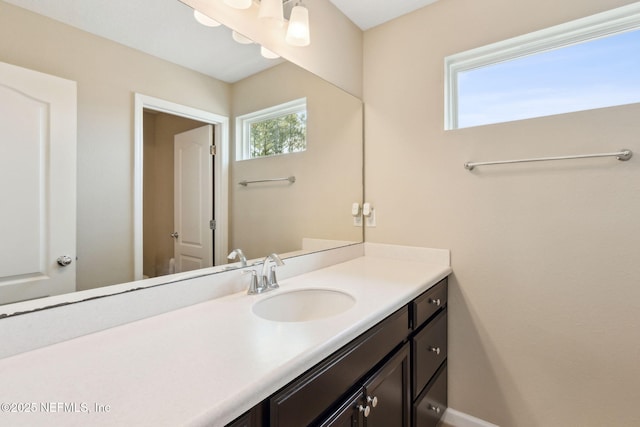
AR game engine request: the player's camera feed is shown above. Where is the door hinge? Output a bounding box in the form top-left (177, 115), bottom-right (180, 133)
top-left (210, 145), bottom-right (216, 156)
top-left (209, 220), bottom-right (216, 230)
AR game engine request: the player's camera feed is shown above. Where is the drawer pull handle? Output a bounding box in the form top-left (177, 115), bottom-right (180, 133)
top-left (358, 404), bottom-right (370, 417)
top-left (428, 298), bottom-right (441, 306)
top-left (428, 346), bottom-right (441, 355)
top-left (428, 404), bottom-right (441, 414)
top-left (367, 395), bottom-right (378, 408)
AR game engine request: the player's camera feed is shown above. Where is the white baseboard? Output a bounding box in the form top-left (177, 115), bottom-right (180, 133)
top-left (442, 408), bottom-right (500, 427)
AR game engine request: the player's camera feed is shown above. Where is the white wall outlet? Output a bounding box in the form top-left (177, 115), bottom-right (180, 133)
top-left (362, 202), bottom-right (371, 217)
top-left (365, 208), bottom-right (376, 227)
top-left (351, 202), bottom-right (360, 216)
top-left (352, 202), bottom-right (362, 226)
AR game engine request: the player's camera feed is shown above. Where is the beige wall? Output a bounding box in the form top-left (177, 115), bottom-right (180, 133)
top-left (230, 62), bottom-right (363, 260)
top-left (0, 2), bottom-right (230, 290)
top-left (363, 0), bottom-right (640, 426)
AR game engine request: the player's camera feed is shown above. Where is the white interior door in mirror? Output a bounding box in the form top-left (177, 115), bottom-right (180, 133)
top-left (0, 61), bottom-right (77, 305)
top-left (173, 125), bottom-right (213, 273)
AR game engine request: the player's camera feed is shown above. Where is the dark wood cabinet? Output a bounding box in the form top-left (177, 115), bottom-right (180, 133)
top-left (410, 279), bottom-right (448, 427)
top-left (413, 362), bottom-right (447, 427)
top-left (319, 343), bottom-right (410, 427)
top-left (226, 277), bottom-right (448, 427)
top-left (269, 306), bottom-right (409, 427)
top-left (227, 402), bottom-right (268, 427)
top-left (227, 412), bottom-right (252, 427)
top-left (412, 309), bottom-right (447, 398)
top-left (318, 389), bottom-right (365, 427)
top-left (362, 343), bottom-right (410, 427)
top-left (411, 279), bottom-right (448, 329)
top-left (226, 404), bottom-right (266, 427)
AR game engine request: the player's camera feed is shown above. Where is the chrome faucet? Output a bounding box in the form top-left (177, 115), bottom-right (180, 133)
top-left (243, 269), bottom-right (261, 295)
top-left (260, 253), bottom-right (284, 291)
top-left (243, 253), bottom-right (284, 295)
top-left (227, 248), bottom-right (247, 267)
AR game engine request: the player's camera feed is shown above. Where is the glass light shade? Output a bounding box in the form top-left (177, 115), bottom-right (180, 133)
top-left (232, 30), bottom-right (254, 44)
top-left (259, 0), bottom-right (284, 23)
top-left (193, 10), bottom-right (221, 27)
top-left (224, 0), bottom-right (252, 9)
top-left (260, 46), bottom-right (280, 59)
top-left (285, 5), bottom-right (310, 47)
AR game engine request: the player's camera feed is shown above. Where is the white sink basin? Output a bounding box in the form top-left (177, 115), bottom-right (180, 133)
top-left (252, 289), bottom-right (355, 322)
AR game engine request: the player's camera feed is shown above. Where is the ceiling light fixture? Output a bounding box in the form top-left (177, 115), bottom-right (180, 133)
top-left (197, 0), bottom-right (311, 51)
top-left (232, 30), bottom-right (254, 44)
top-left (285, 2), bottom-right (310, 47)
top-left (193, 10), bottom-right (221, 27)
top-left (260, 46), bottom-right (280, 59)
top-left (259, 0), bottom-right (284, 25)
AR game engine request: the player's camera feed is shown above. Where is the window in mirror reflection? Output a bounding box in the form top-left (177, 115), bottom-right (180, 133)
top-left (236, 98), bottom-right (307, 160)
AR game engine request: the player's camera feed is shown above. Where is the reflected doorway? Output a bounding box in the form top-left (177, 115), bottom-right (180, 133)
top-left (142, 112), bottom-right (213, 278)
top-left (133, 94), bottom-right (229, 281)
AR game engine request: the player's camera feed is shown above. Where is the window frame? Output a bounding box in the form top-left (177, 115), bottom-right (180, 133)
top-left (444, 2), bottom-right (640, 130)
top-left (235, 97), bottom-right (307, 161)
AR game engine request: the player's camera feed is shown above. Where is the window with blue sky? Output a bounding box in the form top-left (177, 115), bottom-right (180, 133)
top-left (445, 3), bottom-right (640, 130)
top-left (456, 30), bottom-right (640, 128)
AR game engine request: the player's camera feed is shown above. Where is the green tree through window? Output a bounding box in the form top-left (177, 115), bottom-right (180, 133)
top-left (250, 112), bottom-right (307, 158)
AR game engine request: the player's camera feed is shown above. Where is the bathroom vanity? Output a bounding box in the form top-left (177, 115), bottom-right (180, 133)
top-left (0, 245), bottom-right (450, 427)
top-left (229, 277), bottom-right (448, 427)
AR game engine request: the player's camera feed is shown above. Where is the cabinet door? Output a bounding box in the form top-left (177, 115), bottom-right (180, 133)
top-left (226, 413), bottom-right (251, 427)
top-left (318, 389), bottom-right (365, 427)
top-left (225, 404), bottom-right (265, 427)
top-left (270, 306), bottom-right (409, 426)
top-left (363, 343), bottom-right (410, 427)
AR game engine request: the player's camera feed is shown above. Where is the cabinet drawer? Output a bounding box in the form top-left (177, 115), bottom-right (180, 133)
top-left (413, 362), bottom-right (447, 427)
top-left (412, 308), bottom-right (447, 398)
top-left (270, 306), bottom-right (410, 427)
top-left (411, 278), bottom-right (447, 329)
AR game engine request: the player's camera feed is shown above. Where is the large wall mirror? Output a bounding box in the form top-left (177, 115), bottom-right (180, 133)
top-left (0, 0), bottom-right (363, 315)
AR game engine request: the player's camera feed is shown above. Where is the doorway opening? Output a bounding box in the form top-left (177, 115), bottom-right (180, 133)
top-left (133, 94), bottom-right (229, 281)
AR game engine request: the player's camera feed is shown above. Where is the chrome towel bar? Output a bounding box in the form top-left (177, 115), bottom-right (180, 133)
top-left (464, 149), bottom-right (632, 171)
top-left (239, 176), bottom-right (296, 186)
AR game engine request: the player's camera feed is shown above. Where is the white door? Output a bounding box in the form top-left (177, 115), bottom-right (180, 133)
top-left (0, 61), bottom-right (77, 305)
top-left (173, 125), bottom-right (213, 273)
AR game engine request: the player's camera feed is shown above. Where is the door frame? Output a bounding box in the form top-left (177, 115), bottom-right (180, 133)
top-left (133, 93), bottom-right (229, 281)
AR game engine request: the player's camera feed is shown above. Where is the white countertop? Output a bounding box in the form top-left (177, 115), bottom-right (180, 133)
top-left (0, 253), bottom-right (450, 427)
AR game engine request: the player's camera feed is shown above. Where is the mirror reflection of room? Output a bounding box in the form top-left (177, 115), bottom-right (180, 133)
top-left (0, 0), bottom-right (363, 307)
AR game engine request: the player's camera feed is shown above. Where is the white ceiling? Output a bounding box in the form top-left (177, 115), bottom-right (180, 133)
top-left (328, 0), bottom-right (438, 30)
top-left (4, 0), bottom-right (435, 82)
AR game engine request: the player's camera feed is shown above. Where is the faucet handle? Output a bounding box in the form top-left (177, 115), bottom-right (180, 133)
top-left (268, 265), bottom-right (280, 290)
top-left (242, 269), bottom-right (261, 295)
